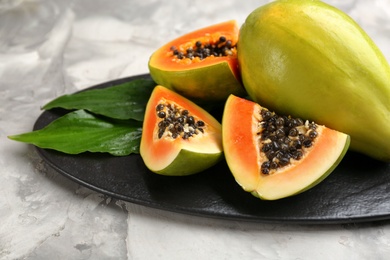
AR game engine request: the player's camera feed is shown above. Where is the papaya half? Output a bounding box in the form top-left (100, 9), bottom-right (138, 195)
top-left (148, 20), bottom-right (246, 104)
top-left (222, 95), bottom-right (350, 200)
top-left (140, 85), bottom-right (223, 176)
top-left (238, 0), bottom-right (390, 161)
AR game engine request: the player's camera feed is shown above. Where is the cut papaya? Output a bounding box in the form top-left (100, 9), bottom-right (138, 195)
top-left (222, 95), bottom-right (350, 200)
top-left (140, 85), bottom-right (223, 176)
top-left (148, 20), bottom-right (245, 103)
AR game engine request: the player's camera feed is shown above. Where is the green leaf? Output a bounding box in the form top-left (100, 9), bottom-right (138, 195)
top-left (9, 110), bottom-right (143, 156)
top-left (43, 78), bottom-right (156, 121)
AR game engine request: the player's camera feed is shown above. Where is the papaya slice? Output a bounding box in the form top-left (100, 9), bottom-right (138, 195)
top-left (140, 85), bottom-right (223, 176)
top-left (148, 20), bottom-right (245, 103)
top-left (222, 95), bottom-right (350, 200)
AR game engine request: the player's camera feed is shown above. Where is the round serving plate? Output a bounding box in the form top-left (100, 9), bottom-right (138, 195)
top-left (34, 74), bottom-right (390, 224)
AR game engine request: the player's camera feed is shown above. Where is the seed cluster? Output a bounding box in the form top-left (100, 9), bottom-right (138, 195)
top-left (156, 102), bottom-right (206, 140)
top-left (259, 109), bottom-right (319, 175)
top-left (171, 36), bottom-right (236, 60)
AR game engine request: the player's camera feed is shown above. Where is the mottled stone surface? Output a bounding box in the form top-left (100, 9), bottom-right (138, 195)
top-left (1, 0), bottom-right (390, 259)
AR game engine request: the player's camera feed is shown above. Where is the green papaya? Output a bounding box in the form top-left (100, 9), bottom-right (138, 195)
top-left (238, 0), bottom-right (390, 161)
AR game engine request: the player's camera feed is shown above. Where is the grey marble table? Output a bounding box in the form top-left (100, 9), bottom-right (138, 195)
top-left (1, 0), bottom-right (390, 259)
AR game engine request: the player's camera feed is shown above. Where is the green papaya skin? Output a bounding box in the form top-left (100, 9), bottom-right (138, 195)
top-left (238, 0), bottom-right (390, 161)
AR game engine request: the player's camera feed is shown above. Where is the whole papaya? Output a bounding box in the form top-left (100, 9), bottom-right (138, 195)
top-left (238, 0), bottom-right (390, 161)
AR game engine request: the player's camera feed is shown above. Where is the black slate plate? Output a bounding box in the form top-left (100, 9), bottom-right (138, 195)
top-left (34, 74), bottom-right (390, 224)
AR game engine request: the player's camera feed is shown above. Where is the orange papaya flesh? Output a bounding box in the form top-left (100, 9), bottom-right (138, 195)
top-left (222, 95), bottom-right (350, 200)
top-left (148, 20), bottom-right (245, 103)
top-left (140, 85), bottom-right (223, 176)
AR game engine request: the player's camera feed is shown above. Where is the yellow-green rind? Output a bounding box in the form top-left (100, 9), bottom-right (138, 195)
top-left (154, 149), bottom-right (223, 176)
top-left (149, 62), bottom-right (245, 103)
